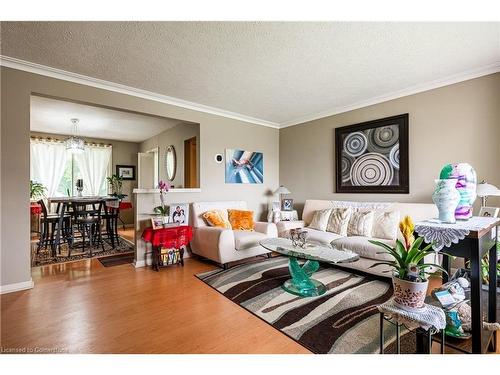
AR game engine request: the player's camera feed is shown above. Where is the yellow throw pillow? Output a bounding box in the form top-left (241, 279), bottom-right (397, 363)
top-left (227, 209), bottom-right (255, 231)
top-left (202, 209), bottom-right (232, 229)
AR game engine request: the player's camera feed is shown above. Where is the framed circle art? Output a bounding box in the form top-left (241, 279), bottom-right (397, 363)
top-left (335, 114), bottom-right (409, 194)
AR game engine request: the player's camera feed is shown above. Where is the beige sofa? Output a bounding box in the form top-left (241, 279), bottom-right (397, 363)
top-left (190, 201), bottom-right (278, 268)
top-left (277, 199), bottom-right (438, 277)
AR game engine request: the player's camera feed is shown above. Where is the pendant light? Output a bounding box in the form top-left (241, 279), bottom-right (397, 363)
top-left (65, 118), bottom-right (85, 153)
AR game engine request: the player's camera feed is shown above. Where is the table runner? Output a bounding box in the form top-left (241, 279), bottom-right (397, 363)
top-left (414, 216), bottom-right (498, 251)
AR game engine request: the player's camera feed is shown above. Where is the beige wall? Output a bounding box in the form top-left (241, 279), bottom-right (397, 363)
top-left (279, 73), bottom-right (500, 215)
top-left (30, 131), bottom-right (139, 224)
top-left (140, 122), bottom-right (200, 188)
top-left (1, 67), bottom-right (279, 289)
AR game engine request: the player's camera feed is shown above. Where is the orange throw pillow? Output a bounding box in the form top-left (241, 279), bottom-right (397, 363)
top-left (202, 209), bottom-right (232, 229)
top-left (227, 209), bottom-right (255, 231)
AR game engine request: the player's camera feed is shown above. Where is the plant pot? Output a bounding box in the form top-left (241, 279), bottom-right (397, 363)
top-left (392, 276), bottom-right (429, 311)
top-left (432, 178), bottom-right (460, 223)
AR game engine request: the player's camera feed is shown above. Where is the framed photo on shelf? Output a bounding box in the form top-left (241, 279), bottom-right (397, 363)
top-left (169, 203), bottom-right (189, 225)
top-left (478, 206), bottom-right (499, 218)
top-left (116, 165), bottom-right (136, 180)
top-left (282, 198), bottom-right (294, 211)
top-left (335, 114), bottom-right (409, 194)
top-left (151, 216), bottom-right (164, 230)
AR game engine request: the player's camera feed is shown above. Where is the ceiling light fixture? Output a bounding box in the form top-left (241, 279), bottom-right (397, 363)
top-left (65, 118), bottom-right (85, 153)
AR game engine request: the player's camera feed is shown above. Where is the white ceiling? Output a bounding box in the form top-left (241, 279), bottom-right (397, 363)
top-left (3, 22), bottom-right (500, 127)
top-left (30, 95), bottom-right (182, 142)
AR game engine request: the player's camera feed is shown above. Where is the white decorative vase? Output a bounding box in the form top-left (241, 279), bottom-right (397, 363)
top-left (392, 276), bottom-right (429, 311)
top-left (432, 178), bottom-right (460, 224)
top-left (162, 215), bottom-right (170, 225)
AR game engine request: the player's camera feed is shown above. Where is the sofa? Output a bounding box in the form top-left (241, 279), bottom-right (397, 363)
top-left (276, 199), bottom-right (438, 277)
top-left (190, 201), bottom-right (278, 268)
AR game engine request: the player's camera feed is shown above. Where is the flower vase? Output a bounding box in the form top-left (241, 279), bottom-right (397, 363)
top-left (432, 178), bottom-right (460, 224)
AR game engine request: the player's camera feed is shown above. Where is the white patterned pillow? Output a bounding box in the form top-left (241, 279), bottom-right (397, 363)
top-left (308, 209), bottom-right (332, 232)
top-left (372, 211), bottom-right (400, 240)
top-left (347, 210), bottom-right (375, 237)
top-left (332, 200), bottom-right (395, 211)
top-left (326, 207), bottom-right (352, 236)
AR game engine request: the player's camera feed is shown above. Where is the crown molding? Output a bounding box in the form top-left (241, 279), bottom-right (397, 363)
top-left (0, 55), bottom-right (280, 129)
top-left (2, 55), bottom-right (499, 130)
top-left (280, 62), bottom-right (500, 128)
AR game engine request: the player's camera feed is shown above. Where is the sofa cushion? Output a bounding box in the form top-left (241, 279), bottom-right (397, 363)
top-left (326, 207), bottom-right (352, 236)
top-left (309, 209), bottom-right (332, 231)
top-left (202, 209), bottom-right (232, 229)
top-left (228, 209), bottom-right (255, 231)
top-left (332, 236), bottom-right (395, 261)
top-left (304, 227), bottom-right (343, 244)
top-left (347, 210), bottom-right (374, 236)
top-left (233, 230), bottom-right (268, 250)
top-left (372, 210), bottom-right (400, 240)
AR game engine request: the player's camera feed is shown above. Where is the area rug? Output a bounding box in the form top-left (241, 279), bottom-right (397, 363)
top-left (98, 252), bottom-right (135, 267)
top-left (31, 237), bottom-right (135, 267)
top-left (197, 256), bottom-right (415, 354)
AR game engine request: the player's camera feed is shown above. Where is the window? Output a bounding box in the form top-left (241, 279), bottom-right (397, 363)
top-left (30, 139), bottom-right (112, 197)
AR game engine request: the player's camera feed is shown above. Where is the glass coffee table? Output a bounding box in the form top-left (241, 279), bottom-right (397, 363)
top-left (260, 238), bottom-right (359, 297)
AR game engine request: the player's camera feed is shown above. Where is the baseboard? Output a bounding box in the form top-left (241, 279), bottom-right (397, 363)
top-left (0, 279), bottom-right (34, 294)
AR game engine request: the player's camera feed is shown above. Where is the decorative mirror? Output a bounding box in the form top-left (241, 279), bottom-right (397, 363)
top-left (165, 145), bottom-right (177, 181)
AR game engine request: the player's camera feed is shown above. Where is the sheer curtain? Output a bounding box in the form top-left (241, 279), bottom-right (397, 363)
top-left (30, 141), bottom-right (68, 197)
top-left (74, 146), bottom-right (112, 196)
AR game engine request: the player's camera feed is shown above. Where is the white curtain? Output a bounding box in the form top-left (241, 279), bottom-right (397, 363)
top-left (74, 146), bottom-right (112, 196)
top-left (30, 141), bottom-right (68, 198)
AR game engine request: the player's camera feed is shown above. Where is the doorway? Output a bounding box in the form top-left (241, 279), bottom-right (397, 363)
top-left (184, 136), bottom-right (198, 188)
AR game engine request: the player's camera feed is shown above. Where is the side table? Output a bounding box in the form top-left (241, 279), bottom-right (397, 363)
top-left (141, 225), bottom-right (193, 271)
top-left (415, 216), bottom-right (499, 353)
top-left (378, 299), bottom-right (446, 354)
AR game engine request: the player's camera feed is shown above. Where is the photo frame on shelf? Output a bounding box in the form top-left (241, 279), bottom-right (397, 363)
top-left (335, 114), bottom-right (409, 193)
top-left (478, 206), bottom-right (499, 218)
top-left (282, 198), bottom-right (294, 211)
top-left (151, 216), bottom-right (164, 230)
top-left (169, 203), bottom-right (189, 225)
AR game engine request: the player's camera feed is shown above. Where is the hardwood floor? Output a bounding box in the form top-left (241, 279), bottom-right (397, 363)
top-left (1, 256), bottom-right (308, 354)
top-left (1, 258), bottom-right (497, 354)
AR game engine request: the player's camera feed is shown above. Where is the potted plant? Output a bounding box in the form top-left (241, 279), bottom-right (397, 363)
top-left (30, 180), bottom-right (46, 201)
top-left (369, 215), bottom-right (448, 311)
top-left (154, 180), bottom-right (171, 223)
top-left (107, 174), bottom-right (126, 199)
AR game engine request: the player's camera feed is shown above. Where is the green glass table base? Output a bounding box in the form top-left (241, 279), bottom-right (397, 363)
top-left (282, 257), bottom-right (327, 297)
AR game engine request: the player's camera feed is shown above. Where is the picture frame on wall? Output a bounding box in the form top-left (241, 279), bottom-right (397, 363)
top-left (169, 203), bottom-right (189, 225)
top-left (116, 165), bottom-right (136, 180)
top-left (282, 198), bottom-right (294, 211)
top-left (335, 113), bottom-right (409, 194)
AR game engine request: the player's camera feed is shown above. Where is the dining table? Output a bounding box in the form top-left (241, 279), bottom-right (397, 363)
top-left (47, 196), bottom-right (120, 252)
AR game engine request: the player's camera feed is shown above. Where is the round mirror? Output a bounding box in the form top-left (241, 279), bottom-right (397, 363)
top-left (165, 145), bottom-right (177, 181)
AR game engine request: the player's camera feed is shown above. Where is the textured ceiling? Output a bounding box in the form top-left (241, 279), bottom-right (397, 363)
top-left (30, 95), bottom-right (182, 142)
top-left (3, 22), bottom-right (500, 126)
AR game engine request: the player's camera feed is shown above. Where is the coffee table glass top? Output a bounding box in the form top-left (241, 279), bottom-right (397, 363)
top-left (260, 238), bottom-right (359, 264)
top-left (260, 238), bottom-right (359, 297)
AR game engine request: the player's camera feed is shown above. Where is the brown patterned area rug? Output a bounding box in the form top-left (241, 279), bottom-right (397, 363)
top-left (197, 256), bottom-right (416, 354)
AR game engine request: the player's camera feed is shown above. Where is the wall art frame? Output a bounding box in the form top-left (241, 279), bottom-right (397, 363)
top-left (335, 113), bottom-right (409, 194)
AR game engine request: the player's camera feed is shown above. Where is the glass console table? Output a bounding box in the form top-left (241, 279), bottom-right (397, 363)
top-left (260, 238), bottom-right (359, 297)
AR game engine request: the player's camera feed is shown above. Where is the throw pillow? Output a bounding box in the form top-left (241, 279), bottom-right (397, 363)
top-left (227, 209), bottom-right (255, 231)
top-left (372, 210), bottom-right (400, 240)
top-left (202, 209), bottom-right (232, 229)
top-left (308, 209), bottom-right (332, 231)
top-left (326, 207), bottom-right (352, 236)
top-left (347, 210), bottom-right (375, 237)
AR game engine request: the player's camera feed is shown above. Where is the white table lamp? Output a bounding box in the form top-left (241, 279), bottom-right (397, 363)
top-left (476, 181), bottom-right (500, 207)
